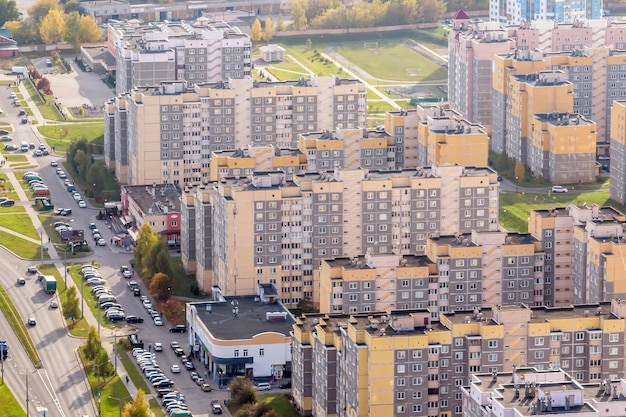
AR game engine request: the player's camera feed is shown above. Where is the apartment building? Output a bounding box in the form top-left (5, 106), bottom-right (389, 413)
top-left (450, 13), bottom-right (626, 133)
top-left (610, 100), bottom-right (626, 204)
top-left (318, 231), bottom-right (545, 317)
top-left (463, 367), bottom-right (626, 417)
top-left (489, 0), bottom-right (603, 25)
top-left (120, 184), bottom-right (181, 243)
top-left (417, 108), bottom-right (489, 167)
top-left (179, 165), bottom-right (500, 307)
top-left (493, 47), bottom-right (626, 158)
top-left (292, 300), bottom-right (626, 417)
top-left (104, 76), bottom-right (367, 185)
top-left (108, 18), bottom-right (251, 95)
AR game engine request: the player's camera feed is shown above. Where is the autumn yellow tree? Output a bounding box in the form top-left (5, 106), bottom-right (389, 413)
top-left (250, 18), bottom-right (262, 42)
top-left (28, 0), bottom-right (60, 24)
top-left (276, 13), bottom-right (285, 31)
top-left (64, 11), bottom-right (81, 50)
top-left (40, 8), bottom-right (66, 44)
top-left (263, 16), bottom-right (274, 42)
top-left (4, 20), bottom-right (37, 43)
top-left (122, 390), bottom-right (150, 417)
top-left (291, 0), bottom-right (308, 30)
top-left (78, 15), bottom-right (102, 43)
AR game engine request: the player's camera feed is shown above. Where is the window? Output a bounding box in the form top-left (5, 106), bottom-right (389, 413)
top-left (234, 350), bottom-right (239, 357)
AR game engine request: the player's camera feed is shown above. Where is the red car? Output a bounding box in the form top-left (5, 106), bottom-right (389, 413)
top-left (33, 188), bottom-right (50, 196)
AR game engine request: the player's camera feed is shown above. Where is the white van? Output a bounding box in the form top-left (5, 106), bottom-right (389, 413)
top-left (256, 382), bottom-right (272, 391)
top-left (20, 141), bottom-right (28, 152)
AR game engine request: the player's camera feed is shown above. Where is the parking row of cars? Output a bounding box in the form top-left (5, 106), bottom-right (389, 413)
top-left (55, 165), bottom-right (88, 208)
top-left (23, 171), bottom-right (49, 196)
top-left (79, 265), bottom-right (126, 322)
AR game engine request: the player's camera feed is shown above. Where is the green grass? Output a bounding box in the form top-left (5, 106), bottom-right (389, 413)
top-left (62, 160), bottom-right (121, 204)
top-left (117, 346), bottom-right (150, 392)
top-left (260, 394), bottom-right (301, 417)
top-left (5, 154), bottom-right (27, 163)
top-left (38, 123), bottom-right (104, 155)
top-left (336, 43), bottom-right (448, 83)
top-left (169, 256), bottom-right (202, 299)
top-left (149, 399), bottom-right (166, 417)
top-left (0, 214), bottom-right (40, 240)
top-left (0, 285), bottom-right (42, 368)
top-left (22, 78), bottom-right (64, 121)
top-left (499, 191), bottom-right (618, 232)
top-left (79, 347), bottom-right (133, 417)
top-left (0, 383), bottom-right (26, 417)
top-left (0, 229), bottom-right (46, 260)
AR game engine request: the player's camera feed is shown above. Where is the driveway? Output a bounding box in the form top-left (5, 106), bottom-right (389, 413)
top-left (31, 58), bottom-right (114, 108)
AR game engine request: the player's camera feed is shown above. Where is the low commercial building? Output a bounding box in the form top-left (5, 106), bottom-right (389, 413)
top-left (120, 184), bottom-right (181, 243)
top-left (186, 285), bottom-right (294, 385)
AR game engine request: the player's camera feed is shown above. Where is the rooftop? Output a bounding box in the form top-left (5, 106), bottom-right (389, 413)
top-left (324, 254), bottom-right (434, 270)
top-left (123, 184), bottom-right (181, 215)
top-left (534, 112), bottom-right (594, 127)
top-left (193, 296), bottom-right (295, 340)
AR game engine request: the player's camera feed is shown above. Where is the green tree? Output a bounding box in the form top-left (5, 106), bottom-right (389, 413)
top-left (276, 13), bottom-right (285, 31)
top-left (144, 238), bottom-right (171, 276)
top-left (259, 410), bottom-right (280, 417)
top-left (67, 139), bottom-right (89, 174)
top-left (291, 0), bottom-right (308, 30)
top-left (62, 286), bottom-right (81, 321)
top-left (150, 272), bottom-right (173, 302)
top-left (78, 15), bottom-right (103, 43)
top-left (63, 0), bottom-right (81, 13)
top-left (252, 403), bottom-right (273, 417)
top-left (94, 348), bottom-right (113, 378)
top-left (40, 8), bottom-right (67, 45)
top-left (229, 378), bottom-right (257, 406)
top-left (84, 326), bottom-right (102, 360)
top-left (134, 223), bottom-right (157, 273)
top-left (0, 0), bottom-right (19, 28)
top-left (296, 297), bottom-right (316, 313)
top-left (250, 18), bottom-right (262, 42)
top-left (74, 149), bottom-right (90, 180)
top-left (514, 161), bottom-right (525, 182)
top-left (4, 20), bottom-right (38, 43)
top-left (416, 0), bottom-right (446, 23)
top-left (64, 11), bottom-right (82, 50)
top-left (28, 0), bottom-right (60, 24)
top-left (122, 390), bottom-right (151, 417)
top-left (263, 16), bottom-right (274, 42)
top-left (85, 162), bottom-right (106, 199)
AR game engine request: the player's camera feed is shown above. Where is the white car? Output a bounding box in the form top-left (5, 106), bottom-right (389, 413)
top-left (50, 161), bottom-right (58, 167)
top-left (96, 238), bottom-right (106, 246)
top-left (154, 317), bottom-right (163, 326)
top-left (78, 200), bottom-right (87, 208)
top-left (142, 300), bottom-right (152, 310)
top-left (551, 185), bottom-right (568, 193)
top-left (170, 364), bottom-right (180, 373)
top-left (73, 192), bottom-right (82, 201)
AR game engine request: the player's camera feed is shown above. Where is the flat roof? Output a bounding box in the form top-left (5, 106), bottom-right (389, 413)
top-left (324, 254), bottom-right (434, 269)
top-left (193, 296), bottom-right (295, 340)
top-left (123, 184), bottom-right (181, 214)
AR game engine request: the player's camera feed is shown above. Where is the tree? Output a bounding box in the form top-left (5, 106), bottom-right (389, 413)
top-left (78, 15), bottom-right (103, 43)
top-left (67, 139), bottom-right (89, 174)
top-left (296, 297), bottom-right (316, 313)
top-left (291, 0), bottom-right (308, 30)
top-left (64, 11), bottom-right (81, 50)
top-left (134, 223), bottom-right (157, 273)
top-left (62, 286), bottom-right (81, 321)
top-left (259, 411), bottom-right (280, 417)
top-left (86, 162), bottom-right (106, 200)
top-left (94, 348), bottom-right (114, 378)
top-left (73, 149), bottom-right (91, 180)
top-left (276, 13), bottom-right (285, 31)
top-left (28, 0), bottom-right (60, 24)
top-left (84, 326), bottom-right (102, 360)
top-left (40, 8), bottom-right (67, 45)
top-left (263, 16), bottom-right (274, 42)
top-left (63, 0), bottom-right (82, 13)
top-left (150, 272), bottom-right (173, 302)
top-left (4, 20), bottom-right (38, 44)
top-left (229, 378), bottom-right (257, 406)
top-left (143, 238), bottom-right (171, 276)
top-left (252, 403), bottom-right (273, 417)
top-left (122, 390), bottom-right (151, 417)
top-left (514, 160), bottom-right (525, 182)
top-left (416, 0), bottom-right (446, 23)
top-left (0, 0), bottom-right (19, 28)
top-left (36, 77), bottom-right (50, 91)
top-left (250, 18), bottom-right (262, 42)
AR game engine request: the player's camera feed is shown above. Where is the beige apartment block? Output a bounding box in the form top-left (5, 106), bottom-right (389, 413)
top-left (105, 76), bottom-right (367, 186)
top-left (610, 100), bottom-right (626, 204)
top-left (180, 165), bottom-right (499, 307)
top-left (293, 300), bottom-right (626, 417)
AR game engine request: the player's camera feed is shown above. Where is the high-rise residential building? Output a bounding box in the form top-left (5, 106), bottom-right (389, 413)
top-left (450, 13), bottom-right (626, 134)
top-left (489, 0), bottom-right (603, 25)
top-left (104, 77), bottom-right (367, 186)
top-left (108, 18), bottom-right (251, 95)
top-left (179, 165), bottom-right (500, 307)
top-left (493, 47), bottom-right (626, 158)
top-left (292, 299), bottom-right (626, 417)
top-left (610, 100), bottom-right (626, 204)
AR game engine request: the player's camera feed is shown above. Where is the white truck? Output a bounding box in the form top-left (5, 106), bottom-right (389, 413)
top-left (11, 66), bottom-right (27, 76)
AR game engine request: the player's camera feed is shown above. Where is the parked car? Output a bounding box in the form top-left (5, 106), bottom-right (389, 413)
top-left (126, 315), bottom-right (144, 324)
top-left (169, 325), bottom-right (187, 333)
top-left (551, 185), bottom-right (568, 193)
top-left (27, 317), bottom-right (36, 326)
top-left (78, 200), bottom-right (87, 208)
top-left (0, 199), bottom-right (14, 207)
top-left (170, 365), bottom-right (181, 373)
top-left (279, 381), bottom-right (292, 389)
top-left (153, 317), bottom-right (163, 326)
top-left (256, 383), bottom-right (272, 391)
top-left (211, 400), bottom-right (222, 414)
top-left (201, 383), bottom-right (213, 392)
top-left (16, 277), bottom-right (25, 285)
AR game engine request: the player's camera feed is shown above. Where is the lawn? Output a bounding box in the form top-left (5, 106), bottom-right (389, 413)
top-left (0, 383), bottom-right (26, 417)
top-left (117, 345), bottom-right (150, 392)
top-left (22, 78), bottom-right (64, 121)
top-left (5, 154), bottom-right (28, 163)
top-left (38, 123), bottom-right (104, 155)
top-left (169, 256), bottom-right (202, 299)
top-left (0, 213), bottom-right (40, 240)
top-left (261, 394), bottom-right (301, 417)
top-left (335, 43), bottom-right (448, 83)
top-left (0, 285), bottom-right (42, 368)
top-left (0, 229), bottom-right (46, 260)
top-left (499, 191), bottom-right (619, 233)
top-left (79, 347), bottom-right (133, 417)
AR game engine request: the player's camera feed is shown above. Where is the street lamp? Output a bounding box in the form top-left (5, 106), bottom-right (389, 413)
top-left (515, 176), bottom-right (519, 193)
top-left (108, 395), bottom-right (132, 417)
top-left (64, 246), bottom-right (68, 290)
top-left (81, 274), bottom-right (84, 318)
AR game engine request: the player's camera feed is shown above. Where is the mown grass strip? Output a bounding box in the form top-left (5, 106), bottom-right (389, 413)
top-left (0, 285), bottom-right (42, 368)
